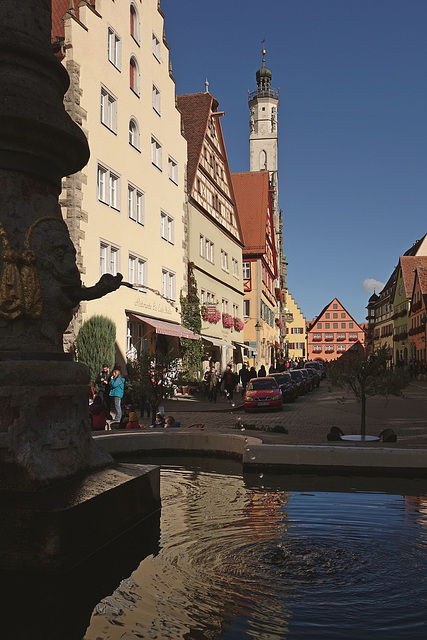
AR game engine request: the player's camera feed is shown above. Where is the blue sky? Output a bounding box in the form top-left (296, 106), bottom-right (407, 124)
top-left (162, 0), bottom-right (427, 324)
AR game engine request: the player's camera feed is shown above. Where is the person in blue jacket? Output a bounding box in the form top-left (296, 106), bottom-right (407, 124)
top-left (109, 369), bottom-right (125, 421)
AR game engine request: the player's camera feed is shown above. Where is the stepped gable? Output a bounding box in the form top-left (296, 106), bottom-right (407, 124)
top-left (51, 1), bottom-right (81, 41)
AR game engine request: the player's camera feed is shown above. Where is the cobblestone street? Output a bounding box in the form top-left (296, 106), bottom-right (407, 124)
top-left (155, 379), bottom-right (427, 447)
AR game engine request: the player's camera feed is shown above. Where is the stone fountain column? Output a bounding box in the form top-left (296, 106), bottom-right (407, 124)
top-left (0, 0), bottom-right (160, 570)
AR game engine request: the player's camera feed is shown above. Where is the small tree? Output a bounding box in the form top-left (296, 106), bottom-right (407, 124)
top-left (127, 350), bottom-right (179, 418)
top-left (76, 315), bottom-right (116, 384)
top-left (328, 345), bottom-right (409, 437)
top-left (179, 262), bottom-right (204, 382)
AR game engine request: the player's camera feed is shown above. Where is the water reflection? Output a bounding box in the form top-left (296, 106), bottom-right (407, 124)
top-left (84, 462), bottom-right (427, 639)
top-left (0, 511), bottom-right (160, 640)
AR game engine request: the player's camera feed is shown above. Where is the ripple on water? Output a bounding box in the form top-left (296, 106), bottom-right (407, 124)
top-left (84, 468), bottom-right (427, 640)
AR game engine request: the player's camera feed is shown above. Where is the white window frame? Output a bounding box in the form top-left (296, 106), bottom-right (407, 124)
top-left (100, 240), bottom-right (120, 276)
top-left (233, 304), bottom-right (239, 318)
top-left (161, 268), bottom-right (176, 301)
top-left (107, 26), bottom-right (122, 70)
top-left (130, 2), bottom-right (140, 44)
top-left (151, 136), bottom-right (162, 170)
top-left (152, 31), bottom-right (161, 61)
top-left (222, 299), bottom-right (228, 314)
top-left (160, 211), bottom-right (174, 244)
top-left (242, 262), bottom-right (251, 279)
top-left (200, 235), bottom-right (204, 257)
top-left (128, 252), bottom-right (147, 288)
top-left (129, 55), bottom-right (140, 96)
top-left (232, 258), bottom-right (239, 278)
top-left (221, 250), bottom-right (229, 272)
top-left (129, 117), bottom-right (140, 150)
top-left (128, 183), bottom-right (144, 225)
top-left (100, 85), bottom-right (117, 133)
top-left (152, 83), bottom-right (161, 115)
top-left (243, 299), bottom-right (250, 317)
top-left (97, 162), bottom-right (121, 211)
top-left (168, 156), bottom-right (178, 184)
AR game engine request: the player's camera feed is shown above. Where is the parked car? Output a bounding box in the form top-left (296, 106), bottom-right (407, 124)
top-left (305, 361), bottom-right (325, 379)
top-left (289, 369), bottom-right (307, 395)
top-left (300, 369), bottom-right (314, 391)
top-left (304, 367), bottom-right (319, 388)
top-left (268, 372), bottom-right (298, 402)
top-left (244, 377), bottom-right (283, 412)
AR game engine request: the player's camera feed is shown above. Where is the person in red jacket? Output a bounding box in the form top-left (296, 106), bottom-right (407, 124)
top-left (89, 395), bottom-right (112, 430)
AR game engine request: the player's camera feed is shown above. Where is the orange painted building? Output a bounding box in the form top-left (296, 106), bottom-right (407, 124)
top-left (307, 298), bottom-right (365, 362)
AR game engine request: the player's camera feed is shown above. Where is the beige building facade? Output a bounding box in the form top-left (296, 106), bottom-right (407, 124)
top-left (52, 0), bottom-right (188, 366)
top-left (284, 291), bottom-right (307, 361)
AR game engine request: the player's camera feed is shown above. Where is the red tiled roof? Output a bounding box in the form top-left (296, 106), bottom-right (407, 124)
top-left (400, 255), bottom-right (427, 298)
top-left (231, 171), bottom-right (269, 254)
top-left (51, 1), bottom-right (81, 41)
top-left (417, 264), bottom-right (427, 296)
top-left (176, 93), bottom-right (218, 192)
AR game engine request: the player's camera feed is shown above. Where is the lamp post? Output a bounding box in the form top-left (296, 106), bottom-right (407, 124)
top-left (255, 320), bottom-right (261, 368)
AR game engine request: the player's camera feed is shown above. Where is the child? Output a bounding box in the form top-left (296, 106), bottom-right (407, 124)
top-left (165, 415), bottom-right (181, 428)
top-left (151, 412), bottom-right (165, 428)
top-left (118, 404), bottom-right (134, 430)
top-left (126, 411), bottom-right (141, 429)
top-left (89, 395), bottom-right (112, 430)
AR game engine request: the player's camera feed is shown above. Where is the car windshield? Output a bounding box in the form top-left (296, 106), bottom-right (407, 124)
top-left (248, 379), bottom-right (278, 390)
top-left (290, 371), bottom-right (302, 380)
top-left (271, 374), bottom-right (291, 385)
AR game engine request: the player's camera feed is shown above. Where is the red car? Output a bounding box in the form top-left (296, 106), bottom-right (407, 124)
top-left (243, 377), bottom-right (283, 412)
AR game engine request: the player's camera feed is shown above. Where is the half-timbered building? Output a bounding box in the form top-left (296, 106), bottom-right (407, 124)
top-left (231, 171), bottom-right (279, 370)
top-left (177, 92), bottom-right (245, 371)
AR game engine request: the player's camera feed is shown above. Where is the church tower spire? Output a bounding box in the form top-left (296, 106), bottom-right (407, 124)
top-left (248, 45), bottom-right (280, 237)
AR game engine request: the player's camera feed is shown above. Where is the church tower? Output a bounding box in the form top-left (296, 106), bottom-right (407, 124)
top-left (248, 47), bottom-right (279, 232)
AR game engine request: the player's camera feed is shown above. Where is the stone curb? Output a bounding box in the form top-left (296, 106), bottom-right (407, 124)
top-left (94, 431), bottom-right (427, 475)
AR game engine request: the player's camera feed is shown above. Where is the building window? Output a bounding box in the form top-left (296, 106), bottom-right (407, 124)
top-left (200, 290), bottom-right (205, 305)
top-left (349, 333), bottom-right (358, 341)
top-left (152, 84), bottom-right (161, 114)
top-left (232, 258), bottom-right (239, 278)
top-left (318, 323), bottom-right (322, 328)
top-left (325, 333), bottom-right (333, 341)
top-left (100, 240), bottom-right (120, 276)
top-left (203, 239), bottom-right (214, 263)
top-left (97, 163), bottom-right (120, 210)
top-left (233, 304), bottom-right (239, 318)
top-left (128, 254), bottom-right (146, 288)
top-left (337, 333), bottom-right (345, 340)
top-left (221, 250), bottom-right (229, 272)
top-left (130, 3), bottom-right (140, 43)
top-left (313, 333), bottom-right (322, 341)
top-left (243, 299), bottom-right (250, 317)
top-left (333, 323), bottom-right (338, 329)
top-left (107, 26), bottom-right (121, 69)
top-left (326, 313), bottom-right (330, 319)
top-left (168, 156), bottom-right (178, 184)
top-left (100, 85), bottom-right (117, 133)
top-left (161, 269), bottom-right (176, 300)
top-left (341, 313), bottom-right (346, 318)
top-left (333, 313), bottom-right (338, 319)
top-left (127, 183), bottom-right (144, 224)
top-left (151, 136), bottom-right (162, 170)
top-left (222, 299), bottom-right (228, 313)
top-left (129, 56), bottom-right (140, 95)
top-left (313, 345), bottom-right (322, 352)
top-left (337, 345), bottom-right (346, 352)
top-left (242, 262), bottom-right (251, 279)
top-left (293, 327), bottom-right (303, 334)
top-left (333, 304), bottom-right (337, 309)
top-left (160, 211), bottom-right (174, 244)
top-left (349, 323), bottom-right (354, 328)
top-left (129, 117), bottom-right (140, 150)
top-left (152, 32), bottom-right (161, 61)
top-left (325, 323), bottom-right (330, 329)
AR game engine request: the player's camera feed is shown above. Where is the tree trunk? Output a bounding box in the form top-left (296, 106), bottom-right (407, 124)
top-left (361, 392), bottom-right (366, 438)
